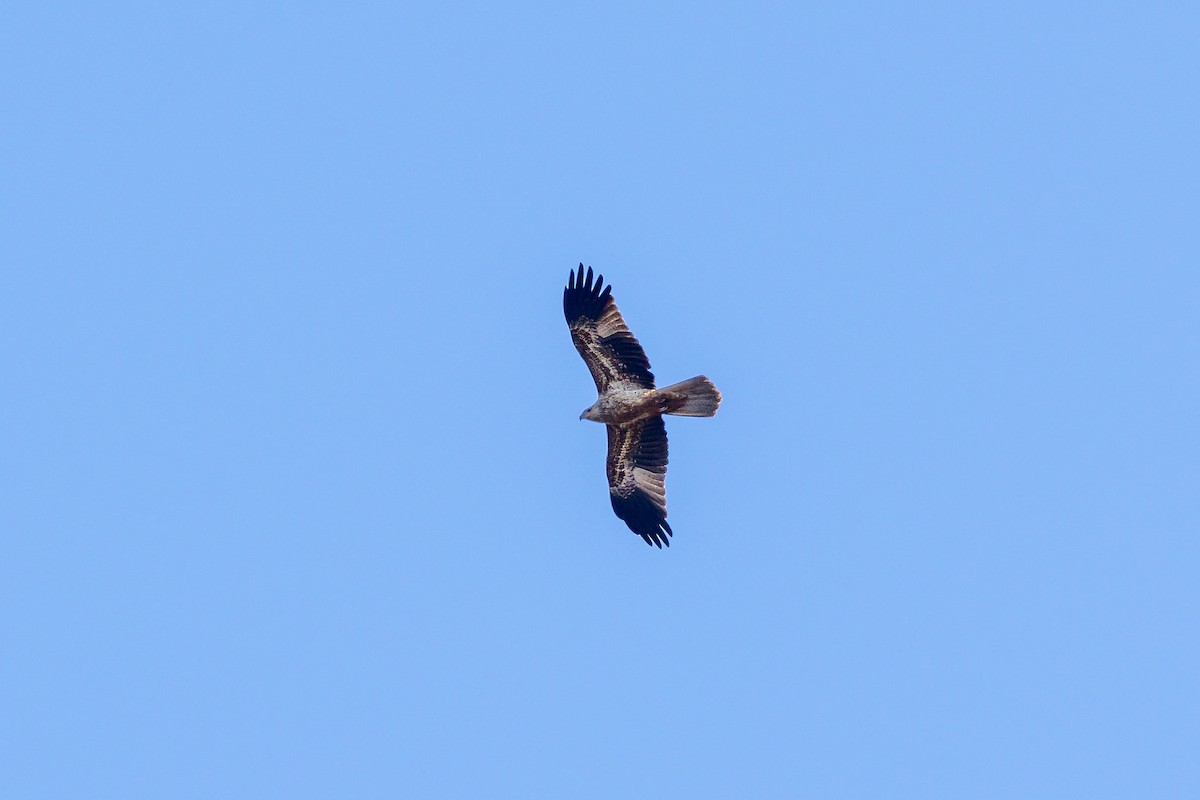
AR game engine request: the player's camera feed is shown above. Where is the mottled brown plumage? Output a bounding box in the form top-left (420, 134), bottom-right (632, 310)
top-left (564, 264), bottom-right (722, 548)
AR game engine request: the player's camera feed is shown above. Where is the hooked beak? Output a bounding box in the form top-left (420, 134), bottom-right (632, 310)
top-left (579, 410), bottom-right (587, 420)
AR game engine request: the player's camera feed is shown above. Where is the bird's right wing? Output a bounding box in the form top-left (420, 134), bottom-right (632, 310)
top-left (606, 415), bottom-right (672, 548)
top-left (563, 264), bottom-right (655, 391)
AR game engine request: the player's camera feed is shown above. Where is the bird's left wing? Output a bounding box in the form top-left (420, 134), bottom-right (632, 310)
top-left (606, 416), bottom-right (672, 548)
top-left (563, 264), bottom-right (655, 391)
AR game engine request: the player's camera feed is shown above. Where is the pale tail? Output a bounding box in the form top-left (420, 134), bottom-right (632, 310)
top-left (658, 375), bottom-right (722, 417)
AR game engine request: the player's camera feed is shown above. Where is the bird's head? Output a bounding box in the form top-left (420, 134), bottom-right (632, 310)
top-left (580, 404), bottom-right (600, 422)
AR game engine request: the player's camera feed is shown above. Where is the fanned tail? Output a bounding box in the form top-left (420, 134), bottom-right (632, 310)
top-left (658, 375), bottom-right (722, 417)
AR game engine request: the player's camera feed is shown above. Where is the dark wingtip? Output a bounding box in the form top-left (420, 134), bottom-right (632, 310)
top-left (611, 492), bottom-right (672, 550)
top-left (563, 263), bottom-right (615, 324)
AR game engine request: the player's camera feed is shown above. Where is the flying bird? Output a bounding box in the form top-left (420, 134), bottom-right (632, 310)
top-left (564, 264), bottom-right (722, 547)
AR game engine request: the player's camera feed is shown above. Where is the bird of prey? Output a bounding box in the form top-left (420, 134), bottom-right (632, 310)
top-left (564, 264), bottom-right (722, 547)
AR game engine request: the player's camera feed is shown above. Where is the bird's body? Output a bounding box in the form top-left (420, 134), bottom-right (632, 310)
top-left (581, 383), bottom-right (659, 424)
top-left (563, 264), bottom-right (721, 548)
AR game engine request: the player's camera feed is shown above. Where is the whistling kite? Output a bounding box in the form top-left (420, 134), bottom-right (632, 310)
top-left (564, 264), bottom-right (721, 547)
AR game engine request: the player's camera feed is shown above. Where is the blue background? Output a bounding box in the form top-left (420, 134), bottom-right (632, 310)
top-left (3, 2), bottom-right (1197, 797)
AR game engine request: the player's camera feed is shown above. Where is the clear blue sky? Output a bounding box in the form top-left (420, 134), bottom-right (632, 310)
top-left (3, 2), bottom-right (1197, 797)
